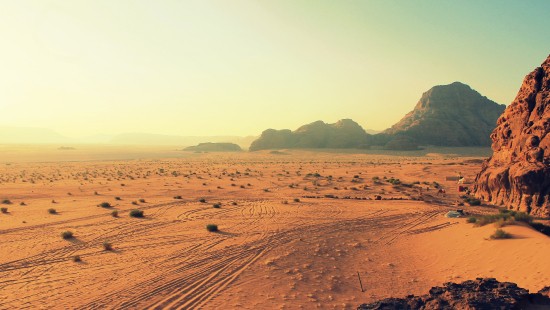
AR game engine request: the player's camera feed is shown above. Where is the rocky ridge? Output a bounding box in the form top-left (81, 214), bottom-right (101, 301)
top-left (358, 278), bottom-right (550, 310)
top-left (475, 55), bottom-right (550, 217)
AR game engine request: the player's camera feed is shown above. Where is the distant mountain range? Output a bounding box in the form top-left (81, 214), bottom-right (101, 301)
top-left (249, 82), bottom-right (506, 151)
top-left (2, 82), bottom-right (506, 151)
top-left (0, 127), bottom-right (256, 149)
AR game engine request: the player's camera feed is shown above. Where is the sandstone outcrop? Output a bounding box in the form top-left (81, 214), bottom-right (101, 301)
top-left (358, 278), bottom-right (550, 310)
top-left (475, 55), bottom-right (550, 217)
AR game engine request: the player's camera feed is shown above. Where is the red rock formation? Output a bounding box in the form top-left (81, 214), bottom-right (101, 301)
top-left (475, 55), bottom-right (550, 217)
top-left (357, 278), bottom-right (550, 309)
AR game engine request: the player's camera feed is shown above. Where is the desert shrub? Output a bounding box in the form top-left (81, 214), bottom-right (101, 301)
top-left (98, 202), bottom-right (112, 208)
top-left (115, 197), bottom-right (122, 201)
top-left (173, 195), bottom-right (182, 199)
top-left (138, 198), bottom-right (146, 203)
top-left (129, 209), bottom-right (144, 218)
top-left (476, 214), bottom-right (506, 226)
top-left (131, 201), bottom-right (138, 205)
top-left (513, 212), bottom-right (532, 224)
top-left (199, 198), bottom-right (206, 203)
top-left (48, 208), bottom-right (57, 214)
top-left (467, 217), bottom-right (477, 224)
top-left (103, 241), bottom-right (113, 251)
top-left (464, 197), bottom-right (481, 206)
top-left (494, 218), bottom-right (511, 228)
top-left (387, 178), bottom-right (401, 185)
top-left (490, 229), bottom-right (512, 239)
top-left (20, 202), bottom-right (26, 206)
top-left (213, 203), bottom-right (221, 208)
top-left (2, 199), bottom-right (12, 205)
top-left (0, 207), bottom-right (7, 213)
top-left (293, 198), bottom-right (300, 203)
top-left (282, 200), bottom-right (288, 204)
top-left (61, 231), bottom-right (74, 239)
top-left (231, 201), bottom-right (237, 206)
top-left (206, 224), bottom-right (218, 232)
top-left (72, 255), bottom-right (81, 262)
top-left (111, 210), bottom-right (119, 217)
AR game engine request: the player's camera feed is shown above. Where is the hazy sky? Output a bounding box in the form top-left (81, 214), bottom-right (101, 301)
top-left (1, 1), bottom-right (549, 137)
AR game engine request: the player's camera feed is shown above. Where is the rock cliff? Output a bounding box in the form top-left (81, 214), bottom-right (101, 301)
top-left (475, 55), bottom-right (550, 217)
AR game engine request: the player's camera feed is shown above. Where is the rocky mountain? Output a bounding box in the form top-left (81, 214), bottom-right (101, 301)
top-left (249, 83), bottom-right (504, 151)
top-left (384, 82), bottom-right (505, 146)
top-left (183, 142), bottom-right (242, 152)
top-left (249, 119), bottom-right (370, 151)
top-left (358, 278), bottom-right (550, 309)
top-left (475, 55), bottom-right (550, 217)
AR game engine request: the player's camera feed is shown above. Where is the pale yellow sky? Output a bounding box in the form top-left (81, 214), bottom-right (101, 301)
top-left (1, 0), bottom-right (549, 137)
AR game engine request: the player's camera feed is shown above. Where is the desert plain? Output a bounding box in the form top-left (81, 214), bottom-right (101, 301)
top-left (0, 146), bottom-right (548, 309)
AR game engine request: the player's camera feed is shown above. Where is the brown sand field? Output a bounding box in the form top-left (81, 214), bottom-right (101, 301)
top-left (0, 147), bottom-right (548, 309)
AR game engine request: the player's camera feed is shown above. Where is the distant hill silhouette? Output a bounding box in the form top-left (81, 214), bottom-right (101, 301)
top-left (384, 82), bottom-right (505, 146)
top-left (249, 82), bottom-right (504, 151)
top-left (183, 142), bottom-right (242, 152)
top-left (249, 119), bottom-right (369, 151)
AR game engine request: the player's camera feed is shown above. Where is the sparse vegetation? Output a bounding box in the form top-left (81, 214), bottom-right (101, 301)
top-left (138, 198), bottom-right (146, 203)
top-left (490, 229), bottom-right (512, 239)
top-left (173, 195), bottom-right (182, 199)
top-left (470, 210), bottom-right (533, 228)
top-left (102, 241), bottom-right (113, 251)
top-left (2, 199), bottom-right (12, 205)
top-left (129, 209), bottom-right (144, 218)
top-left (98, 202), bottom-right (112, 208)
top-left (1, 207), bottom-right (8, 213)
top-left (213, 203), bottom-right (221, 208)
top-left (72, 255), bottom-right (81, 262)
top-left (111, 210), bottom-right (119, 217)
top-left (466, 217), bottom-right (477, 224)
top-left (48, 208), bottom-right (57, 214)
top-left (199, 198), bottom-right (206, 203)
top-left (463, 196), bottom-right (481, 206)
top-left (61, 231), bottom-right (74, 239)
top-left (206, 224), bottom-right (218, 232)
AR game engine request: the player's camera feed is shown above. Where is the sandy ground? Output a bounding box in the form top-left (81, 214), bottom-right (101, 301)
top-left (0, 148), bottom-right (548, 309)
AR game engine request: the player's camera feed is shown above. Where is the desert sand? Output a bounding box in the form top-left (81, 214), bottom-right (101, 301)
top-left (0, 147), bottom-right (548, 309)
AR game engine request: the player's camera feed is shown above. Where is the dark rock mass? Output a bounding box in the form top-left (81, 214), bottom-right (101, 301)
top-left (249, 119), bottom-right (370, 151)
top-left (358, 278), bottom-right (550, 310)
top-left (475, 55), bottom-right (550, 217)
top-left (384, 82), bottom-right (505, 146)
top-left (183, 142), bottom-right (242, 152)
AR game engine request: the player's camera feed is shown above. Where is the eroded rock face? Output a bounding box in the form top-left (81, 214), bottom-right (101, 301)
top-left (475, 55), bottom-right (550, 217)
top-left (384, 82), bottom-right (505, 146)
top-left (358, 278), bottom-right (550, 310)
